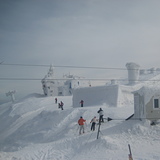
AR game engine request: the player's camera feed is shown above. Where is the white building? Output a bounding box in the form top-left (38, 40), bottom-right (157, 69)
top-left (72, 62), bottom-right (160, 108)
top-left (41, 66), bottom-right (90, 96)
top-left (72, 83), bottom-right (135, 107)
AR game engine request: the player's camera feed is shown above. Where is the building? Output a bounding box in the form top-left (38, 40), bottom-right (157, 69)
top-left (72, 83), bottom-right (135, 107)
top-left (133, 86), bottom-right (160, 124)
top-left (41, 65), bottom-right (59, 96)
top-left (41, 66), bottom-right (90, 96)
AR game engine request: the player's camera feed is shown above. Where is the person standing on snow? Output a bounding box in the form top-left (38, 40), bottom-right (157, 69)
top-left (97, 108), bottom-right (104, 123)
top-left (55, 98), bottom-right (57, 104)
top-left (60, 101), bottom-right (64, 110)
top-left (78, 116), bottom-right (86, 134)
top-left (90, 116), bottom-right (97, 131)
top-left (80, 100), bottom-right (84, 107)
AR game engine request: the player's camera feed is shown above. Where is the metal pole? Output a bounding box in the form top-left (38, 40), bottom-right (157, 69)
top-left (97, 118), bottom-right (101, 139)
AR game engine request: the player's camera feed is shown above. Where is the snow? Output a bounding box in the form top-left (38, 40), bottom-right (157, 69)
top-left (1, 71), bottom-right (160, 160)
top-left (1, 92), bottom-right (160, 160)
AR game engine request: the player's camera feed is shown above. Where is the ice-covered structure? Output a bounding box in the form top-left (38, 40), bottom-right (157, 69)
top-left (41, 65), bottom-right (59, 96)
top-left (126, 62), bottom-right (140, 84)
top-left (72, 83), bottom-right (135, 107)
top-left (72, 62), bottom-right (160, 108)
top-left (41, 66), bottom-right (90, 96)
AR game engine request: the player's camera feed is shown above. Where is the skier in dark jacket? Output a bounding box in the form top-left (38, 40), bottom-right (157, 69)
top-left (60, 101), bottom-right (64, 110)
top-left (55, 98), bottom-right (57, 104)
top-left (80, 100), bottom-right (84, 107)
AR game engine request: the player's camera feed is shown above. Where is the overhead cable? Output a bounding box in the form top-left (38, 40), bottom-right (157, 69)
top-left (0, 63), bottom-right (140, 70)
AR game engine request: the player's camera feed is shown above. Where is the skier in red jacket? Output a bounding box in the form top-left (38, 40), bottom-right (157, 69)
top-left (78, 116), bottom-right (86, 134)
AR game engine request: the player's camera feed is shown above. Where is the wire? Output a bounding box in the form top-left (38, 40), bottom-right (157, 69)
top-left (0, 63), bottom-right (142, 70)
top-left (0, 78), bottom-right (160, 82)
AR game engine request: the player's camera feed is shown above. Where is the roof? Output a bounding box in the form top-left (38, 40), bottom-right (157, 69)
top-left (133, 85), bottom-right (160, 105)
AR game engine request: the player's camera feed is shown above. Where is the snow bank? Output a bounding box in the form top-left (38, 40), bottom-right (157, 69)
top-left (0, 90), bottom-right (160, 159)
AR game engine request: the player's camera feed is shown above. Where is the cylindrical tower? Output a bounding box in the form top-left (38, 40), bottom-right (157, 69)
top-left (126, 62), bottom-right (140, 85)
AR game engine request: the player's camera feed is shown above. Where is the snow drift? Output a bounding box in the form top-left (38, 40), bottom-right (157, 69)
top-left (0, 94), bottom-right (160, 160)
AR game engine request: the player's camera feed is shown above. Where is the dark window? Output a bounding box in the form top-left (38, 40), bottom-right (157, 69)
top-left (154, 99), bottom-right (159, 108)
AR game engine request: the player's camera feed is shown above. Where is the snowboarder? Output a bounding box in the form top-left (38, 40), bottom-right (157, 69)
top-left (97, 108), bottom-right (104, 123)
top-left (90, 116), bottom-right (97, 131)
top-left (78, 116), bottom-right (86, 135)
top-left (55, 98), bottom-right (57, 104)
top-left (80, 100), bottom-right (84, 107)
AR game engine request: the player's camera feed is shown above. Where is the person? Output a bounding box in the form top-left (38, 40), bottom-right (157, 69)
top-left (60, 101), bottom-right (64, 110)
top-left (78, 116), bottom-right (86, 135)
top-left (97, 108), bottom-right (104, 123)
top-left (55, 98), bottom-right (57, 104)
top-left (90, 116), bottom-right (97, 131)
top-left (80, 100), bottom-right (84, 107)
top-left (58, 103), bottom-right (61, 109)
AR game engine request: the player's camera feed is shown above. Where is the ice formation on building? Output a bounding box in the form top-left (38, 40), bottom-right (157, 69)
top-left (41, 65), bottom-right (59, 96)
top-left (41, 66), bottom-right (89, 96)
top-left (126, 62), bottom-right (140, 84)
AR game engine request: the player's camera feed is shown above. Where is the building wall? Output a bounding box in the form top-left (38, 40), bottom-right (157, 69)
top-left (72, 85), bottom-right (119, 107)
top-left (146, 96), bottom-right (160, 121)
top-left (133, 93), bottom-right (145, 119)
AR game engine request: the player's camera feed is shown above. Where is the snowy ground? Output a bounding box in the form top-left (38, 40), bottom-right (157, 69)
top-left (0, 94), bottom-right (160, 160)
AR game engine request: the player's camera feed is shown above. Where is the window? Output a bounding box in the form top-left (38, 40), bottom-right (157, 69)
top-left (154, 99), bottom-right (159, 108)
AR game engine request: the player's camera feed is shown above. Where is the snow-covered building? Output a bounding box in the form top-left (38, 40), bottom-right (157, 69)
top-left (58, 74), bottom-right (90, 96)
top-left (133, 86), bottom-right (160, 123)
top-left (72, 62), bottom-right (160, 108)
top-left (42, 66), bottom-right (90, 96)
top-left (41, 65), bottom-right (59, 96)
top-left (72, 83), bottom-right (135, 107)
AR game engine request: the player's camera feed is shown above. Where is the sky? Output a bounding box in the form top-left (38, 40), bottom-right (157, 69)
top-left (1, 0), bottom-right (160, 103)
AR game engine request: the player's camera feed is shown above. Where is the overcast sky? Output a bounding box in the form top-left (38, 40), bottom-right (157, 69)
top-left (1, 0), bottom-right (160, 103)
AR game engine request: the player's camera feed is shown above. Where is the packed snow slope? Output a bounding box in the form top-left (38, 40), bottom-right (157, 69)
top-left (0, 93), bottom-right (160, 160)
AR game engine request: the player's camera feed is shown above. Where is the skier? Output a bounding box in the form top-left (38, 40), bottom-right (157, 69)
top-left (58, 103), bottom-right (61, 109)
top-left (80, 100), bottom-right (84, 107)
top-left (90, 116), bottom-right (97, 131)
top-left (78, 116), bottom-right (86, 135)
top-left (60, 101), bottom-right (64, 110)
top-left (55, 98), bottom-right (57, 104)
top-left (97, 108), bottom-right (104, 123)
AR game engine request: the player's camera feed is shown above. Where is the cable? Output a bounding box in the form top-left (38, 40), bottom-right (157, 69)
top-left (1, 78), bottom-right (160, 82)
top-left (0, 63), bottom-right (144, 70)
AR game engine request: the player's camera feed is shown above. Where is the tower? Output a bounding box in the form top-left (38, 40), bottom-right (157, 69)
top-left (126, 62), bottom-right (140, 85)
top-left (41, 65), bottom-right (58, 96)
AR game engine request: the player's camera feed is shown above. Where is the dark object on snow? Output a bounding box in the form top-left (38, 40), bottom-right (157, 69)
top-left (107, 117), bottom-right (113, 121)
top-left (128, 144), bottom-right (133, 160)
top-left (125, 114), bottom-right (134, 121)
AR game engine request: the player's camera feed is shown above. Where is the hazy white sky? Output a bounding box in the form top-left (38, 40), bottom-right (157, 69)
top-left (1, 0), bottom-right (160, 103)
